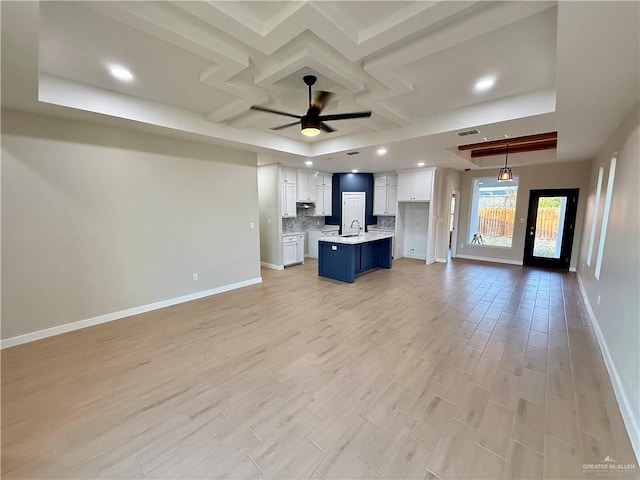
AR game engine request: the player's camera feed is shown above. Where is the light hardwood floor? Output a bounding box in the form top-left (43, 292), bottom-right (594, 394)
top-left (2, 258), bottom-right (637, 479)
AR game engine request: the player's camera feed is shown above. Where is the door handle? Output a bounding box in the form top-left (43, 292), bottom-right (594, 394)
top-left (529, 227), bottom-right (535, 236)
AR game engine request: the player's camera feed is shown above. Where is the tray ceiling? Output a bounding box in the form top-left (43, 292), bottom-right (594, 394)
top-left (2, 1), bottom-right (639, 172)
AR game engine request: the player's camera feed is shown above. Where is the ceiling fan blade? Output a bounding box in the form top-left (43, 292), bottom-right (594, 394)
top-left (250, 105), bottom-right (301, 119)
top-left (319, 122), bottom-right (335, 133)
top-left (271, 121), bottom-right (300, 131)
top-left (318, 111), bottom-right (372, 121)
top-left (311, 91), bottom-right (333, 114)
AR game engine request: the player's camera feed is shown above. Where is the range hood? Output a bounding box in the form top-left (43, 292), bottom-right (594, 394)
top-left (296, 202), bottom-right (315, 209)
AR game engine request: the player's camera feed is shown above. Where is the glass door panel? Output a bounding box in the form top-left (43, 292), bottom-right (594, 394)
top-left (532, 196), bottom-right (567, 259)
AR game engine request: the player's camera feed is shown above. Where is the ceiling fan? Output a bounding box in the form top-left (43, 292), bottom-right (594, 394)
top-left (250, 75), bottom-right (372, 137)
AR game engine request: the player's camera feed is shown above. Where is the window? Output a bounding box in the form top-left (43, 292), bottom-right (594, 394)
top-left (595, 155), bottom-right (617, 280)
top-left (469, 177), bottom-right (519, 247)
top-left (586, 166), bottom-right (604, 266)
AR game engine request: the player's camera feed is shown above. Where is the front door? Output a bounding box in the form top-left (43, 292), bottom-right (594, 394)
top-left (523, 189), bottom-right (579, 269)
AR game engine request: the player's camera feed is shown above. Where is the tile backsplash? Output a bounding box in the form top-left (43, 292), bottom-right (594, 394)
top-left (283, 211), bottom-right (394, 232)
top-left (283, 209), bottom-right (326, 232)
top-left (376, 216), bottom-right (396, 228)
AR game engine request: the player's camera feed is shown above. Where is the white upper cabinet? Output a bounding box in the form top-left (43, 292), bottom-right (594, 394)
top-left (315, 185), bottom-right (333, 216)
top-left (397, 168), bottom-right (434, 202)
top-left (373, 175), bottom-right (398, 215)
top-left (280, 167), bottom-right (297, 185)
top-left (280, 167), bottom-right (297, 217)
top-left (316, 172), bottom-right (332, 187)
top-left (297, 170), bottom-right (317, 202)
top-left (314, 171), bottom-right (332, 216)
top-left (281, 182), bottom-right (296, 217)
top-left (386, 184), bottom-right (397, 215)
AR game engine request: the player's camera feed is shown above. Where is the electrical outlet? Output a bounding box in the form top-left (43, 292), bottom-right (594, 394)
top-left (192, 273), bottom-right (198, 281)
top-left (250, 222), bottom-right (255, 229)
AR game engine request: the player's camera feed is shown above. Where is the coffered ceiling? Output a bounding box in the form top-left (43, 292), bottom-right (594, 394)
top-left (2, 1), bottom-right (638, 173)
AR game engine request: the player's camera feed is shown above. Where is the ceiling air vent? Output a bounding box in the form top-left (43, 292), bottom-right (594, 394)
top-left (457, 129), bottom-right (480, 137)
top-left (346, 151), bottom-right (360, 156)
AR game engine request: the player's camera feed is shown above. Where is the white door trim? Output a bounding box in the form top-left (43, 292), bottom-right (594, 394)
top-left (451, 190), bottom-right (460, 258)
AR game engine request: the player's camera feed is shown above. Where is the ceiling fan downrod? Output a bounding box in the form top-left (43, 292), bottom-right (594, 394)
top-left (303, 75), bottom-right (317, 107)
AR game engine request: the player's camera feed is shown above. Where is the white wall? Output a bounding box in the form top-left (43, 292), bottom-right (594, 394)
top-left (457, 160), bottom-right (591, 268)
top-left (399, 202), bottom-right (429, 260)
top-left (257, 163), bottom-right (282, 267)
top-left (1, 109), bottom-right (261, 341)
top-left (435, 168), bottom-right (461, 261)
top-left (576, 104), bottom-right (639, 457)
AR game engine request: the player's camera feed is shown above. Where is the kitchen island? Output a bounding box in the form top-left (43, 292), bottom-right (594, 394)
top-left (318, 232), bottom-right (393, 283)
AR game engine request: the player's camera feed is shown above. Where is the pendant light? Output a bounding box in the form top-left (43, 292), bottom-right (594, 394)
top-left (497, 143), bottom-right (513, 182)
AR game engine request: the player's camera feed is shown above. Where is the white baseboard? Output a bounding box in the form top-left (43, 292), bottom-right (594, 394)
top-left (576, 273), bottom-right (640, 461)
top-left (0, 277), bottom-right (263, 349)
top-left (436, 257), bottom-right (448, 263)
top-left (405, 253), bottom-right (427, 261)
top-left (260, 262), bottom-right (284, 270)
top-left (569, 266), bottom-right (577, 272)
top-left (456, 254), bottom-right (523, 266)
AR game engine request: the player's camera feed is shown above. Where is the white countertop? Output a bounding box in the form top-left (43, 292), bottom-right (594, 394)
top-left (318, 231), bottom-right (394, 245)
top-left (368, 225), bottom-right (395, 232)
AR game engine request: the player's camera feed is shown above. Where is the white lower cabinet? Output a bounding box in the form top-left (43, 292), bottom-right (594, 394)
top-left (296, 235), bottom-right (305, 264)
top-left (283, 236), bottom-right (298, 266)
top-left (283, 234), bottom-right (305, 266)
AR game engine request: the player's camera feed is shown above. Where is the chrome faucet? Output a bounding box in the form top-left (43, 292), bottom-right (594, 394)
top-left (350, 219), bottom-right (362, 235)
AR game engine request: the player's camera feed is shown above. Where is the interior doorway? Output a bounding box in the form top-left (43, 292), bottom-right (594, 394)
top-left (523, 188), bottom-right (579, 269)
top-left (342, 192), bottom-right (365, 235)
top-left (450, 190), bottom-right (460, 258)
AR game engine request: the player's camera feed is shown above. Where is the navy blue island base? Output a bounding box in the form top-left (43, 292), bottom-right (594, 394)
top-left (318, 235), bottom-right (393, 283)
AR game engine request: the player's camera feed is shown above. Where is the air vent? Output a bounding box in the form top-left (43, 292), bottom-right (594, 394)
top-left (457, 129), bottom-right (480, 137)
top-left (346, 151), bottom-right (360, 156)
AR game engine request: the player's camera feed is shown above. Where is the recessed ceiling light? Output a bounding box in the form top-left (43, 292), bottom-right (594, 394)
top-left (474, 77), bottom-right (495, 92)
top-left (109, 65), bottom-right (134, 82)
top-left (417, 162), bottom-right (425, 167)
top-left (351, 169), bottom-right (359, 173)
top-left (377, 148), bottom-right (387, 155)
top-left (305, 160), bottom-right (313, 166)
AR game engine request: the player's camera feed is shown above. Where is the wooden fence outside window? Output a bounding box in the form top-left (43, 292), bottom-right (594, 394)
top-left (478, 207), bottom-right (560, 239)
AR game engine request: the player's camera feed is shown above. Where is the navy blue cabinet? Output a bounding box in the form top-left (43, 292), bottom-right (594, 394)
top-left (318, 237), bottom-right (392, 283)
top-left (359, 242), bottom-right (377, 272)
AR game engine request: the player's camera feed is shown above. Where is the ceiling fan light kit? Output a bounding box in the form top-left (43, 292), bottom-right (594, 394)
top-left (301, 117), bottom-right (321, 137)
top-left (250, 75), bottom-right (371, 137)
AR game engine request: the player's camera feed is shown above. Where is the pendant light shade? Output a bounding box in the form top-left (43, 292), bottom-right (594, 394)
top-left (497, 144), bottom-right (513, 182)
